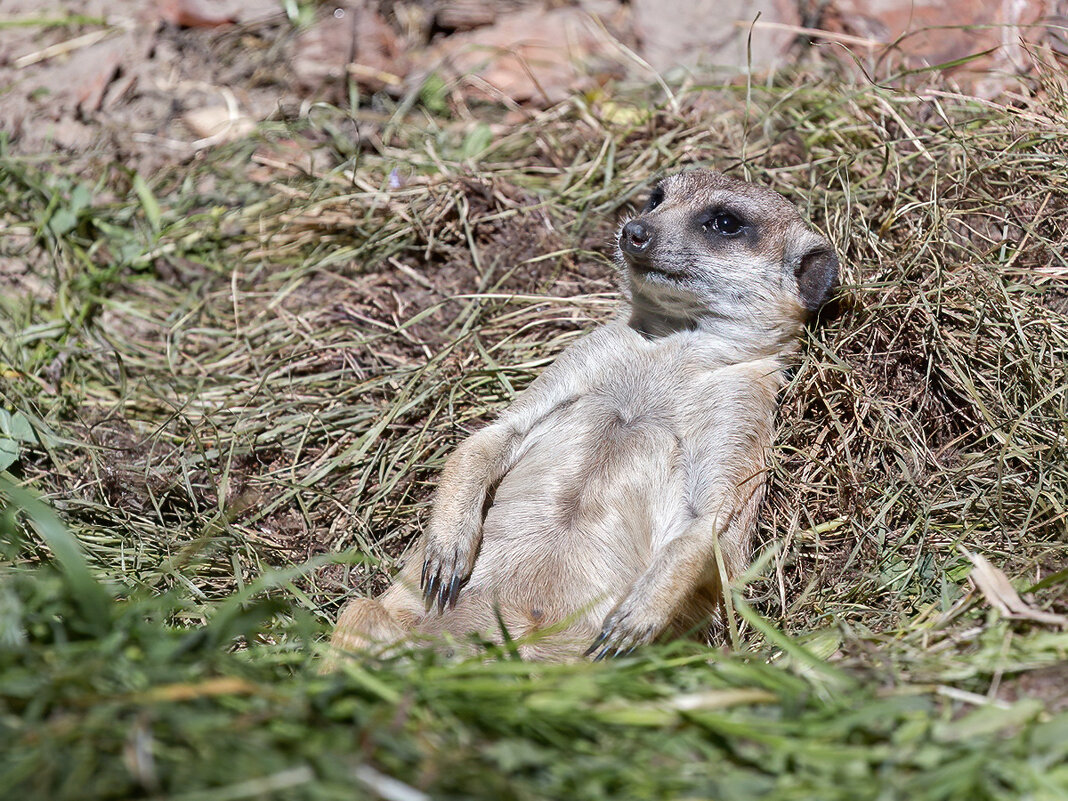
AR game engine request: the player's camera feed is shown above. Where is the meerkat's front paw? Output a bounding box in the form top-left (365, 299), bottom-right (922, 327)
top-left (421, 538), bottom-right (477, 613)
top-left (584, 597), bottom-right (666, 660)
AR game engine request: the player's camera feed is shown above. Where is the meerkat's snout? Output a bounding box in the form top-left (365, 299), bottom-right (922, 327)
top-left (620, 219), bottom-right (654, 258)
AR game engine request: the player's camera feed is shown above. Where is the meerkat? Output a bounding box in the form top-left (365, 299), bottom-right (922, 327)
top-left (330, 169), bottom-right (838, 661)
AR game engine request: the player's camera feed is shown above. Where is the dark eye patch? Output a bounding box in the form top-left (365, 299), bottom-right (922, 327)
top-left (643, 184), bottom-right (665, 212)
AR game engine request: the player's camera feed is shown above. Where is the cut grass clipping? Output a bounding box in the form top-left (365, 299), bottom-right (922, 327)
top-left (3, 61), bottom-right (1068, 798)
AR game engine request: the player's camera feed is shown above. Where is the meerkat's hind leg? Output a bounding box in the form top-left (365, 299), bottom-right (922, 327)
top-left (328, 572), bottom-right (424, 653)
top-left (328, 597), bottom-right (408, 656)
top-left (325, 550), bottom-right (428, 671)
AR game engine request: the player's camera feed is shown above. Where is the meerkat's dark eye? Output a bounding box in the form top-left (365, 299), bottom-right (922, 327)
top-left (643, 185), bottom-right (665, 213)
top-left (706, 211), bottom-right (744, 237)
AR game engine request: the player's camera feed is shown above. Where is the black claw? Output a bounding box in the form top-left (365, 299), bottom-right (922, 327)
top-left (424, 573), bottom-right (439, 610)
top-left (447, 574), bottom-right (461, 609)
top-left (420, 559), bottom-right (430, 591)
top-left (584, 631), bottom-right (609, 658)
top-left (437, 579), bottom-right (448, 614)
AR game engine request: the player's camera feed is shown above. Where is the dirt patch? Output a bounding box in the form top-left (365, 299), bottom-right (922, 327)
top-left (999, 662), bottom-right (1068, 713)
top-left (4, 0), bottom-right (1063, 175)
top-left (0, 0), bottom-right (293, 173)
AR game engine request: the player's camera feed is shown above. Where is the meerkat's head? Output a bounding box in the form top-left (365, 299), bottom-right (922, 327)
top-left (615, 170), bottom-right (838, 345)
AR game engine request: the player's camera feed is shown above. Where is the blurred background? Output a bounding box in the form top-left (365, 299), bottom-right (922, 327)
top-left (2, 0), bottom-right (1066, 170)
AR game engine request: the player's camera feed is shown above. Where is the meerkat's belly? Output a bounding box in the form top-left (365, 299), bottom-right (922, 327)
top-left (467, 391), bottom-right (688, 626)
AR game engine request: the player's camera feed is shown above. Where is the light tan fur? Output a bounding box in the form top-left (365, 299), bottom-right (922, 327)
top-left (329, 169), bottom-right (838, 661)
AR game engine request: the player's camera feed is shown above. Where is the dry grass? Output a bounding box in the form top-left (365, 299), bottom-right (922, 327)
top-left (2, 46), bottom-right (1068, 799)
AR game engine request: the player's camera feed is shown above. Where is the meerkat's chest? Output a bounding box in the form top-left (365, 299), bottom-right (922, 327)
top-left (474, 346), bottom-right (774, 600)
top-left (580, 344), bottom-right (718, 427)
top-left (491, 352), bottom-right (707, 523)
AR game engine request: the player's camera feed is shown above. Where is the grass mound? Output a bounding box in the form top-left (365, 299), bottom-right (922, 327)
top-left (2, 54), bottom-right (1068, 798)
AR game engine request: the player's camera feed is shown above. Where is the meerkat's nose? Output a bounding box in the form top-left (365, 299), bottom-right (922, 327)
top-left (620, 219), bottom-right (654, 257)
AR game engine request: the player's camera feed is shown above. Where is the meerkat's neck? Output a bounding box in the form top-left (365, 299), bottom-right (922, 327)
top-left (626, 300), bottom-right (698, 339)
top-left (621, 302), bottom-right (800, 362)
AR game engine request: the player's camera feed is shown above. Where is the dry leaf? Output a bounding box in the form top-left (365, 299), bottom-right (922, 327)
top-left (183, 106), bottom-right (255, 143)
top-left (963, 547), bottom-right (1068, 628)
top-left (158, 0), bottom-right (236, 28)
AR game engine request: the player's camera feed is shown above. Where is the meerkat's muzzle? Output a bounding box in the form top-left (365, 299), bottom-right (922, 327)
top-left (620, 219), bottom-right (654, 259)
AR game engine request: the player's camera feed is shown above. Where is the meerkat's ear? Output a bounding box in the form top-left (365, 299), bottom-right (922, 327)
top-left (794, 241), bottom-right (839, 313)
